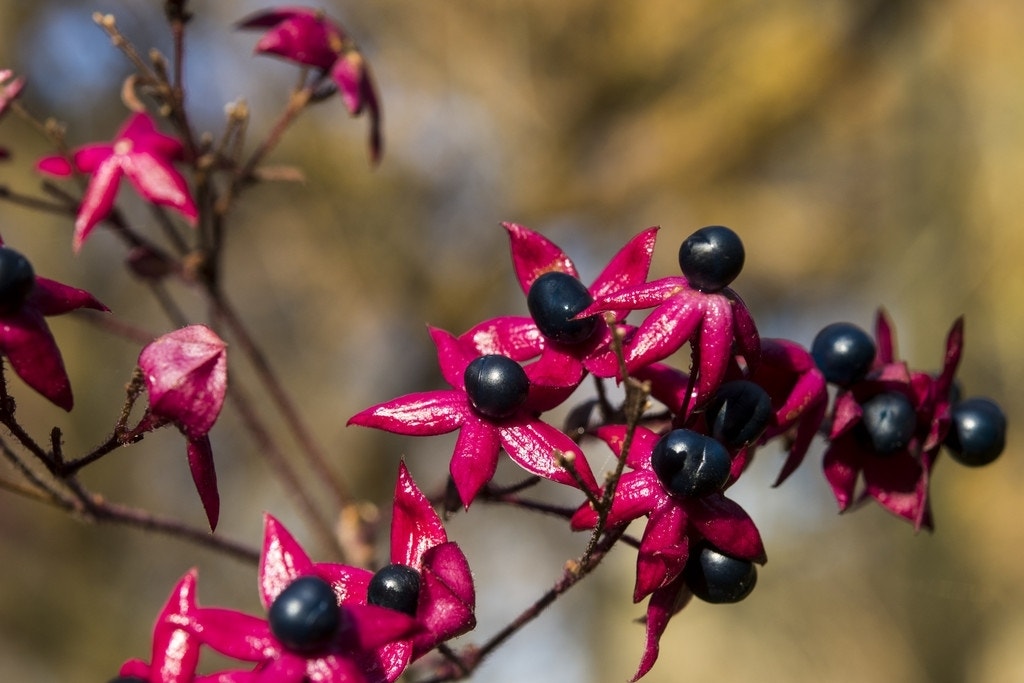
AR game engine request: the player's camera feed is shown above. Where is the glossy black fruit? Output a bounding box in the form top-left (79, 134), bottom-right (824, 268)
top-left (526, 271), bottom-right (599, 344)
top-left (677, 226), bottom-right (745, 292)
top-left (811, 322), bottom-right (876, 386)
top-left (946, 397), bottom-right (1006, 467)
top-left (464, 354), bottom-right (530, 419)
top-left (650, 429), bottom-right (731, 498)
top-left (367, 563), bottom-right (421, 616)
top-left (859, 391), bottom-right (916, 455)
top-left (684, 546), bottom-right (758, 604)
top-left (0, 247), bottom-right (35, 315)
top-left (704, 380), bottom-right (773, 448)
top-left (268, 575), bottom-right (342, 653)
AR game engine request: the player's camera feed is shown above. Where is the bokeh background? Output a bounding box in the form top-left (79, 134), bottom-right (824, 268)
top-left (0, 1), bottom-right (1021, 681)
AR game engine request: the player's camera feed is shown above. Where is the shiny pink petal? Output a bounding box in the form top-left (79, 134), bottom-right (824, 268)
top-left (73, 156), bottom-right (124, 251)
top-left (588, 226), bottom-right (659, 314)
top-left (123, 150), bottom-right (198, 223)
top-left (449, 415), bottom-right (500, 507)
top-left (634, 579), bottom-right (692, 682)
top-left (341, 603), bottom-right (419, 652)
top-left (582, 277), bottom-right (688, 315)
top-left (0, 306), bottom-right (73, 410)
top-left (523, 346), bottom-right (585, 412)
top-left (347, 390), bottom-right (468, 436)
top-left (139, 325), bottom-right (228, 439)
top-left (594, 424), bottom-right (661, 470)
top-left (411, 541), bottom-right (476, 658)
top-left (148, 570), bottom-right (202, 683)
top-left (822, 438), bottom-right (861, 512)
top-left (634, 504), bottom-right (688, 601)
top-left (29, 276), bottom-right (108, 315)
top-left (692, 294), bottom-right (734, 404)
top-left (874, 308), bottom-right (896, 366)
top-left (429, 326), bottom-right (476, 389)
top-left (503, 222), bottom-right (579, 293)
top-left (193, 608), bottom-right (277, 662)
top-left (186, 436), bottom-right (220, 531)
top-left (570, 470), bottom-right (663, 530)
top-left (633, 363), bottom-right (694, 415)
top-left (259, 514), bottom-right (315, 609)
top-left (459, 316), bottom-right (544, 361)
top-left (623, 294), bottom-right (703, 371)
top-left (391, 461), bottom-right (447, 568)
top-left (498, 418), bottom-right (599, 494)
top-left (687, 495), bottom-right (767, 564)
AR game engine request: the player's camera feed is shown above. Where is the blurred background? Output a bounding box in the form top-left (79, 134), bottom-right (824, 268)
top-left (0, 0), bottom-right (1021, 681)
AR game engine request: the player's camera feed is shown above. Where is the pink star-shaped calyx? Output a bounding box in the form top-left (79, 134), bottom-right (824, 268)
top-left (349, 326), bottom-right (599, 507)
top-left (37, 112), bottom-right (197, 251)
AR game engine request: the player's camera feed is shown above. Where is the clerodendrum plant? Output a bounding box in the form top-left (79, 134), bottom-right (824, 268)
top-left (0, 3), bottom-right (1009, 683)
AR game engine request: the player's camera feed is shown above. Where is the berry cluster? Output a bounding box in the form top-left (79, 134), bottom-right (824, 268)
top-left (349, 222), bottom-right (1005, 680)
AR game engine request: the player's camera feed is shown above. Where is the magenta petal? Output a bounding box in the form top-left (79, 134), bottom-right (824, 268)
top-left (822, 438), bottom-right (861, 512)
top-left (625, 295), bottom-right (703, 371)
top-left (523, 347), bottom-right (585, 412)
top-left (36, 155), bottom-right (74, 176)
top-left (830, 391), bottom-right (863, 439)
top-left (498, 419), bottom-right (599, 494)
top-left (634, 504), bottom-right (688, 601)
top-left (259, 514), bottom-right (315, 609)
top-left (875, 308), bottom-right (896, 365)
top-left (936, 316), bottom-right (964, 393)
top-left (252, 14), bottom-right (339, 70)
top-left (729, 291), bottom-right (761, 368)
top-left (503, 222), bottom-right (579, 293)
top-left (863, 452), bottom-right (925, 524)
top-left (193, 608), bottom-right (277, 662)
top-left (449, 416), bottom-right (500, 508)
top-left (460, 316), bottom-right (544, 361)
top-left (73, 143), bottom-right (116, 172)
top-left (571, 472), bottom-right (654, 530)
top-left (317, 564), bottom-right (373, 604)
top-left (73, 156), bottom-right (124, 251)
top-left (149, 570), bottom-right (202, 683)
top-left (0, 307), bottom-right (73, 410)
top-left (139, 325), bottom-right (228, 440)
top-left (634, 579), bottom-right (692, 682)
top-left (341, 603), bottom-right (419, 651)
top-left (692, 295), bottom-right (733, 403)
top-left (633, 364), bottom-right (694, 416)
top-left (589, 226), bottom-right (659, 306)
top-left (29, 276), bottom-right (108, 315)
top-left (391, 461), bottom-right (447, 568)
top-left (688, 495), bottom-right (767, 564)
top-left (123, 151), bottom-right (198, 223)
top-left (594, 424), bottom-right (661, 470)
top-left (582, 277), bottom-right (688, 315)
top-left (412, 541), bottom-right (476, 658)
top-left (331, 51), bottom-right (366, 115)
top-left (429, 326), bottom-right (476, 388)
top-left (186, 436), bottom-right (220, 531)
top-left (347, 390), bottom-right (467, 436)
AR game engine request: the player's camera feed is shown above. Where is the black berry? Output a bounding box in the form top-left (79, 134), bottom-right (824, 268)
top-left (526, 271), bottom-right (599, 345)
top-left (684, 546), bottom-right (758, 604)
top-left (859, 391), bottom-right (916, 455)
top-left (464, 354), bottom-right (530, 419)
top-left (677, 226), bottom-right (745, 292)
top-left (946, 397), bottom-right (1006, 467)
top-left (0, 247), bottom-right (35, 315)
top-left (811, 322), bottom-right (876, 386)
top-left (268, 575), bottom-right (342, 653)
top-left (650, 429), bottom-right (731, 498)
top-left (367, 563), bottom-right (421, 616)
top-left (704, 380), bottom-right (773, 449)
